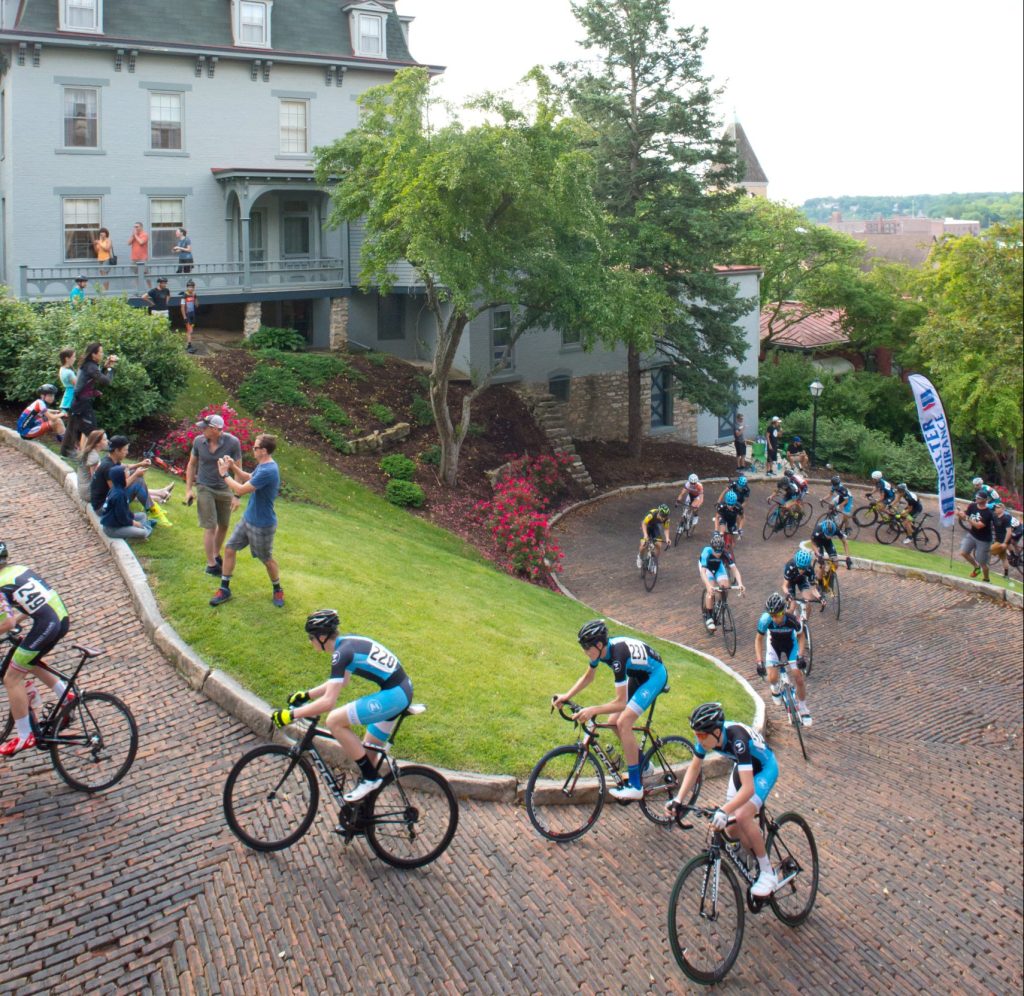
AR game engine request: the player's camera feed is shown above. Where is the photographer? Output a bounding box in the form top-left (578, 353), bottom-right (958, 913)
top-left (61, 342), bottom-right (118, 459)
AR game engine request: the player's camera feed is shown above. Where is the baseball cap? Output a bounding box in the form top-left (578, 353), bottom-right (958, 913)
top-left (156, 276), bottom-right (168, 284)
top-left (196, 413), bottom-right (225, 429)
top-left (75, 275), bottom-right (88, 283)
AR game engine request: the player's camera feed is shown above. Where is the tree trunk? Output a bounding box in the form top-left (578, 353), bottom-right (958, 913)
top-left (627, 342), bottom-right (643, 459)
top-left (977, 434), bottom-right (1020, 492)
top-left (429, 309), bottom-right (470, 487)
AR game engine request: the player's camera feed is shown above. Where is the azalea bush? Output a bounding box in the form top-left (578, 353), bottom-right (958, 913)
top-left (151, 404), bottom-right (260, 473)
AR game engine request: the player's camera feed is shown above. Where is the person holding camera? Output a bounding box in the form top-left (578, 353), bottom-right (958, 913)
top-left (61, 341), bottom-right (117, 459)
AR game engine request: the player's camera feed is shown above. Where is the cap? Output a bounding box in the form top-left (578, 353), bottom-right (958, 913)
top-left (75, 275), bottom-right (88, 282)
top-left (156, 276), bottom-right (168, 283)
top-left (771, 415), bottom-right (781, 423)
top-left (196, 413), bottom-right (225, 429)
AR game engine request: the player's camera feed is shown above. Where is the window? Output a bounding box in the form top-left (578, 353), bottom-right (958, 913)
top-left (63, 197), bottom-right (101, 261)
top-left (62, 0), bottom-right (100, 32)
top-left (717, 407), bottom-right (738, 441)
top-left (150, 198), bottom-right (184, 257)
top-left (283, 200), bottom-right (311, 257)
top-left (356, 13), bottom-right (384, 56)
top-left (650, 367), bottom-right (673, 428)
top-left (548, 374), bottom-right (571, 402)
top-left (63, 87), bottom-right (98, 148)
top-left (378, 293), bottom-right (405, 340)
top-left (491, 308), bottom-right (513, 369)
top-left (150, 92), bottom-right (182, 150)
top-left (561, 327), bottom-right (582, 347)
top-left (239, 1), bottom-right (269, 45)
top-left (279, 99), bottom-right (308, 154)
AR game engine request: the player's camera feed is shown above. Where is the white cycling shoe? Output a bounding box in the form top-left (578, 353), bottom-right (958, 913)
top-left (636, 554), bottom-right (643, 569)
top-left (609, 784), bottom-right (643, 801)
top-left (343, 777), bottom-right (383, 803)
top-left (751, 868), bottom-right (778, 898)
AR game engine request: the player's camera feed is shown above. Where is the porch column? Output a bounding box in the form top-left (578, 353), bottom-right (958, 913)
top-left (240, 215), bottom-right (252, 291)
top-left (329, 297), bottom-right (348, 351)
top-left (243, 301), bottom-right (262, 339)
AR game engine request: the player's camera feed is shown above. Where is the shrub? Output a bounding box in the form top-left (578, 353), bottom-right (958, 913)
top-left (245, 326), bottom-right (306, 352)
top-left (0, 293), bottom-right (39, 394)
top-left (411, 394), bottom-right (433, 427)
top-left (153, 404), bottom-right (259, 471)
top-left (258, 349), bottom-right (359, 386)
top-left (467, 421), bottom-right (486, 437)
top-left (369, 402), bottom-right (395, 426)
top-left (419, 444), bottom-right (441, 466)
top-left (380, 454), bottom-right (416, 480)
top-left (365, 350), bottom-right (389, 368)
top-left (385, 479), bottom-right (426, 507)
top-left (309, 415), bottom-right (352, 453)
top-left (237, 364), bottom-right (308, 413)
top-left (314, 395), bottom-right (352, 428)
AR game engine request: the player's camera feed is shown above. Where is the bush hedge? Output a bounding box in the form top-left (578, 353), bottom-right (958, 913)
top-left (244, 326), bottom-right (306, 352)
top-left (237, 364), bottom-right (308, 413)
top-left (385, 479), bottom-right (426, 507)
top-left (380, 454), bottom-right (416, 480)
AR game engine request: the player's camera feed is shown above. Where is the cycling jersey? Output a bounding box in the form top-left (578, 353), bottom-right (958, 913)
top-left (727, 481), bottom-right (751, 505)
top-left (716, 503), bottom-right (741, 532)
top-left (16, 400), bottom-right (50, 439)
top-left (330, 635), bottom-right (410, 691)
top-left (1011, 522), bottom-right (1024, 543)
top-left (976, 484), bottom-right (999, 503)
top-left (0, 565), bottom-right (70, 670)
top-left (693, 720), bottom-right (775, 776)
top-left (900, 490), bottom-right (923, 516)
top-left (992, 511), bottom-right (1020, 545)
top-left (591, 636), bottom-right (666, 715)
top-left (643, 509), bottom-right (670, 539)
top-left (782, 559), bottom-right (815, 589)
top-left (757, 611), bottom-right (803, 656)
top-left (699, 545), bottom-right (735, 577)
top-left (681, 484), bottom-right (704, 505)
top-left (791, 474), bottom-right (809, 494)
top-left (812, 525), bottom-right (845, 549)
top-left (776, 478), bottom-right (801, 501)
top-left (875, 478), bottom-right (896, 504)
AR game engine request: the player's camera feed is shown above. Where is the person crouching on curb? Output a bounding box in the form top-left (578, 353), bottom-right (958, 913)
top-left (209, 433), bottom-right (283, 608)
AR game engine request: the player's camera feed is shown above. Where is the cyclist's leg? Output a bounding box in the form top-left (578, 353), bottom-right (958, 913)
top-left (701, 569), bottom-right (717, 613)
top-left (765, 644), bottom-right (782, 702)
top-left (617, 669), bottom-right (666, 788)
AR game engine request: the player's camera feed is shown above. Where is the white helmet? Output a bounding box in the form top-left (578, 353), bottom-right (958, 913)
top-left (972, 477), bottom-right (983, 487)
top-left (687, 473), bottom-right (700, 485)
top-left (871, 470), bottom-right (883, 481)
top-left (771, 416), bottom-right (781, 423)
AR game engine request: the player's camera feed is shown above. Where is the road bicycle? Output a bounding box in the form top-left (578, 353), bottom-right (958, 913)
top-left (853, 495), bottom-right (897, 528)
top-left (1, 634), bottom-right (139, 792)
top-left (766, 659), bottom-right (809, 761)
top-left (875, 511), bottom-right (941, 552)
top-left (673, 501), bottom-right (698, 545)
top-left (524, 693), bottom-right (701, 842)
top-left (762, 496), bottom-right (807, 540)
top-left (223, 704), bottom-right (458, 868)
top-left (814, 498), bottom-right (860, 540)
top-left (813, 552), bottom-right (842, 621)
top-left (1005, 544), bottom-right (1024, 581)
top-left (787, 597), bottom-right (815, 675)
top-left (698, 584), bottom-right (740, 657)
top-left (721, 527), bottom-right (741, 557)
top-left (639, 537), bottom-right (660, 592)
top-left (667, 804), bottom-right (819, 985)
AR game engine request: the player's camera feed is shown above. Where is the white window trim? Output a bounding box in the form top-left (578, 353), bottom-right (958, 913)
top-left (232, 0), bottom-right (273, 49)
top-left (62, 85), bottom-right (100, 151)
top-left (345, 2), bottom-right (390, 58)
top-left (62, 195), bottom-right (103, 263)
top-left (149, 197), bottom-right (186, 259)
top-left (60, 0), bottom-right (102, 34)
top-left (149, 91), bottom-right (184, 152)
top-left (278, 98), bottom-right (310, 155)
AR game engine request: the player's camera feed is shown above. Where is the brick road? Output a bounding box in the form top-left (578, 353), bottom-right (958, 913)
top-left (1, 450), bottom-right (1021, 994)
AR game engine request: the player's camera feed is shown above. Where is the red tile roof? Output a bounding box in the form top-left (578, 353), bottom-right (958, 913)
top-left (760, 303), bottom-right (848, 349)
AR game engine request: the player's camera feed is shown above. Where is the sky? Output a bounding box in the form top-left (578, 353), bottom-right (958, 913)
top-left (400, 0), bottom-right (1024, 206)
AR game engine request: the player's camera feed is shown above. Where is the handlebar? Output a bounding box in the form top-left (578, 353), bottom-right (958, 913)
top-left (550, 696), bottom-right (600, 732)
top-left (670, 802), bottom-right (738, 831)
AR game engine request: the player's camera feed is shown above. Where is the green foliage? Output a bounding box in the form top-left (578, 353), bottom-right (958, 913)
top-left (467, 421), bottom-right (486, 437)
top-left (385, 478), bottom-right (426, 507)
top-left (364, 350), bottom-right (389, 368)
top-left (0, 293), bottom-right (38, 390)
top-left (237, 364), bottom-right (309, 413)
top-left (419, 444), bottom-right (441, 466)
top-left (802, 192), bottom-right (1024, 228)
top-left (308, 415), bottom-right (352, 453)
top-left (259, 349), bottom-right (358, 386)
top-left (245, 326), bottom-right (307, 352)
top-left (368, 402), bottom-right (395, 426)
top-left (410, 394), bottom-right (433, 427)
top-left (314, 395), bottom-right (352, 428)
top-left (379, 454), bottom-right (417, 480)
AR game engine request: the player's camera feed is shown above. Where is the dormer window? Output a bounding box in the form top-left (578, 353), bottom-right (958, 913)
top-left (345, 2), bottom-right (390, 58)
top-left (232, 0), bottom-right (272, 48)
top-left (61, 0), bottom-right (102, 33)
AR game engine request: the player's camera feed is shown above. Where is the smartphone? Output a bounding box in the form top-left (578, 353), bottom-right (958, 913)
top-left (184, 495), bottom-right (194, 507)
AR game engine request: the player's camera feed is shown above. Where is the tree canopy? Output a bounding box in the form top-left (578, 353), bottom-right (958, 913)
top-left (802, 192), bottom-right (1023, 228)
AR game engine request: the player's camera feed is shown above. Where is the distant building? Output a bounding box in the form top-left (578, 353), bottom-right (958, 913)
top-left (822, 213), bottom-right (981, 266)
top-left (723, 119), bottom-right (768, 198)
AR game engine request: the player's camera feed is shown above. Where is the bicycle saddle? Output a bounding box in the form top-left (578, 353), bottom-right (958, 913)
top-left (71, 644), bottom-right (104, 658)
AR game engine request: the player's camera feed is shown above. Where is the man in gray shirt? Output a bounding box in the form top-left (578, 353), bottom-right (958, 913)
top-left (185, 413), bottom-right (242, 575)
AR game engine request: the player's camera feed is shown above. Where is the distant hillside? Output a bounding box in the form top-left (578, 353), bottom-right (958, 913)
top-left (802, 192), bottom-right (1023, 228)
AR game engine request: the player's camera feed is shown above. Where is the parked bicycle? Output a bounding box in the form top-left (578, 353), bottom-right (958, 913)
top-left (814, 498), bottom-right (860, 540)
top-left (674, 501), bottom-right (698, 545)
top-left (762, 497), bottom-right (807, 540)
top-left (875, 511), bottom-right (941, 552)
top-left (223, 704), bottom-right (458, 868)
top-left (697, 584), bottom-right (740, 657)
top-left (667, 804), bottom-right (819, 985)
top-left (813, 552), bottom-right (842, 621)
top-left (524, 694), bottom-right (701, 842)
top-left (0, 634), bottom-right (138, 792)
top-left (639, 537), bottom-right (660, 591)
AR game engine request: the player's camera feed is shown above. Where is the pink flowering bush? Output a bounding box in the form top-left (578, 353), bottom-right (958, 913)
top-left (152, 404), bottom-right (260, 473)
top-left (993, 484), bottom-right (1023, 512)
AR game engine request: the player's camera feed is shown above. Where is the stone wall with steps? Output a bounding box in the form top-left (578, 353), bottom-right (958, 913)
top-left (517, 390), bottom-right (597, 496)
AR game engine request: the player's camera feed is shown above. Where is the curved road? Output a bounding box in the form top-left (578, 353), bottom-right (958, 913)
top-left (2, 451), bottom-right (1021, 994)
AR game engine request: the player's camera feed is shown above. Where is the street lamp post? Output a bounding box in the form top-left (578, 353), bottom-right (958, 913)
top-left (809, 380), bottom-right (824, 468)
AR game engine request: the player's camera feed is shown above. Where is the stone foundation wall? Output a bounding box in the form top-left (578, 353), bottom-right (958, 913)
top-left (242, 301), bottom-right (261, 338)
top-left (329, 297), bottom-right (348, 352)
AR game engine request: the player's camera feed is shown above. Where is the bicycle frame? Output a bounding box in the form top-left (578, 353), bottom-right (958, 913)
top-left (561, 697), bottom-right (662, 787)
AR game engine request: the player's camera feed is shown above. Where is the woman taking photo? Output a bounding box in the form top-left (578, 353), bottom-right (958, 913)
top-left (61, 341), bottom-right (118, 459)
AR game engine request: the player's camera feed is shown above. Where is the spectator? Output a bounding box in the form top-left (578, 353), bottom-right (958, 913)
top-left (172, 228), bottom-right (193, 274)
top-left (99, 464), bottom-right (154, 541)
top-left (16, 385), bottom-right (65, 441)
top-left (786, 436), bottom-right (809, 473)
top-left (62, 341), bottom-right (117, 458)
top-left (185, 413), bottom-right (242, 576)
top-left (989, 501), bottom-right (1020, 576)
top-left (180, 279), bottom-right (198, 353)
top-left (75, 429), bottom-right (108, 503)
top-left (210, 434), bottom-right (283, 608)
top-left (142, 276), bottom-right (172, 321)
top-left (956, 491), bottom-right (995, 583)
top-left (58, 348), bottom-right (77, 415)
top-left (128, 221), bottom-right (149, 286)
top-left (89, 434), bottom-right (172, 525)
top-left (69, 274), bottom-right (88, 306)
top-left (766, 416), bottom-right (781, 476)
top-left (93, 226), bottom-right (112, 289)
top-left (733, 414), bottom-right (747, 470)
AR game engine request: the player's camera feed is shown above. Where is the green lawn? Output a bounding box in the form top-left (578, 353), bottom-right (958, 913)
top-left (848, 539), bottom-right (1022, 593)
top-left (128, 365), bottom-right (754, 776)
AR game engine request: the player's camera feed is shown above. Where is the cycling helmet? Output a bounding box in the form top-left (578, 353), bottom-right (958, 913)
top-left (657, 503), bottom-right (670, 517)
top-left (687, 473), bottom-right (700, 485)
top-left (577, 619), bottom-right (608, 648)
top-left (724, 490), bottom-right (738, 506)
top-left (304, 609), bottom-right (340, 638)
top-left (765, 592), bottom-right (787, 614)
top-left (38, 383), bottom-right (58, 397)
top-left (820, 518), bottom-right (838, 537)
top-left (784, 469), bottom-right (795, 479)
top-left (830, 475), bottom-right (841, 486)
top-left (710, 532), bottom-right (725, 552)
top-left (972, 476), bottom-right (984, 487)
top-left (771, 416), bottom-right (781, 423)
top-left (0, 540), bottom-right (7, 562)
top-left (871, 470), bottom-right (883, 481)
top-left (737, 475), bottom-right (747, 488)
top-left (689, 702), bottom-right (725, 733)
top-left (896, 482), bottom-right (908, 493)
top-left (795, 549), bottom-right (813, 569)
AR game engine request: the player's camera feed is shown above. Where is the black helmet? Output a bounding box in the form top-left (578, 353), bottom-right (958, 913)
top-left (578, 619), bottom-right (608, 648)
top-left (38, 384), bottom-right (58, 397)
top-left (710, 532), bottom-right (724, 552)
top-left (765, 592), bottom-right (787, 614)
top-left (690, 702), bottom-right (725, 733)
top-left (0, 540), bottom-right (7, 562)
top-left (830, 475), bottom-right (841, 486)
top-left (304, 609), bottom-right (339, 638)
top-left (784, 469), bottom-right (795, 479)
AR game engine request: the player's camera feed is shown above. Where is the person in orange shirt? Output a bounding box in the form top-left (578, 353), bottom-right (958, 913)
top-left (93, 227), bottom-right (112, 289)
top-left (128, 221), bottom-right (150, 287)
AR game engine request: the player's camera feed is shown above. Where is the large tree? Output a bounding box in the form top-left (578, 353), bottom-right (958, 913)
top-left (316, 68), bottom-right (644, 485)
top-left (558, 0), bottom-right (752, 457)
top-left (914, 222), bottom-right (1023, 488)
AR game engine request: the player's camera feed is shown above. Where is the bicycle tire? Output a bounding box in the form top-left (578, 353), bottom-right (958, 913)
top-left (720, 602), bottom-right (737, 657)
top-left (874, 520), bottom-right (902, 545)
top-left (49, 692), bottom-right (138, 793)
top-left (524, 744), bottom-right (605, 843)
top-left (853, 504), bottom-right (879, 528)
top-left (762, 508), bottom-right (779, 541)
top-left (638, 735), bottom-right (702, 826)
top-left (783, 686), bottom-right (809, 762)
top-left (223, 744), bottom-right (319, 852)
top-left (643, 552), bottom-right (658, 592)
top-left (913, 527), bottom-right (941, 553)
top-left (783, 506), bottom-right (805, 538)
top-left (802, 620), bottom-right (813, 675)
top-left (767, 812), bottom-right (820, 926)
top-left (830, 570), bottom-right (841, 620)
top-left (667, 853), bottom-right (745, 985)
top-left (366, 764), bottom-right (459, 869)
top-left (0, 708), bottom-right (11, 742)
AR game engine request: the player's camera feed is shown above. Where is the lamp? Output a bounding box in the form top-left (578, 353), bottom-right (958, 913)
top-left (809, 380), bottom-right (824, 467)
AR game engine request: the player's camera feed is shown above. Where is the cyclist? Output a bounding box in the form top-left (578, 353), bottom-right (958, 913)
top-left (971, 477), bottom-right (999, 504)
top-left (0, 542), bottom-right (75, 756)
top-left (826, 474), bottom-right (855, 532)
top-left (756, 592), bottom-right (811, 726)
top-left (713, 490), bottom-right (744, 543)
top-left (773, 470), bottom-right (806, 523)
top-left (810, 517), bottom-right (852, 573)
top-left (638, 503), bottom-right (672, 569)
top-left (894, 483), bottom-right (924, 544)
top-left (270, 609), bottom-right (414, 803)
top-left (867, 470), bottom-right (897, 511)
top-left (782, 547), bottom-right (823, 613)
top-left (699, 532), bottom-right (744, 632)
top-left (553, 619), bottom-right (668, 801)
top-left (723, 474), bottom-right (751, 507)
top-left (675, 474), bottom-right (705, 526)
top-left (989, 501), bottom-right (1021, 575)
top-left (666, 702), bottom-right (781, 898)
top-left (16, 385), bottom-right (66, 442)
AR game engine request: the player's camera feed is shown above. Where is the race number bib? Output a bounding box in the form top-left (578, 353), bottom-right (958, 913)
top-left (13, 577), bottom-right (51, 614)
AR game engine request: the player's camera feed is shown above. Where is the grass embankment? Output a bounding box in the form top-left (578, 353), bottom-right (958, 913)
top-left (133, 365), bottom-right (753, 776)
top-left (847, 539), bottom-right (1021, 593)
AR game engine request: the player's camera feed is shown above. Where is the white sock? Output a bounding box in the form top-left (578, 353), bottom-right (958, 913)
top-left (15, 715), bottom-right (33, 739)
top-left (758, 854), bottom-right (772, 875)
top-left (770, 683), bottom-right (781, 696)
top-left (797, 699), bottom-right (808, 711)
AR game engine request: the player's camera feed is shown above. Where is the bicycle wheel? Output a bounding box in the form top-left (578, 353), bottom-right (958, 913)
top-left (524, 744), bottom-right (606, 842)
top-left (874, 520), bottom-right (902, 545)
top-left (853, 504), bottom-right (878, 528)
top-left (223, 745), bottom-right (319, 851)
top-left (366, 764), bottom-right (459, 869)
top-left (49, 692), bottom-right (138, 792)
top-left (668, 853), bottom-right (745, 985)
top-left (643, 552), bottom-right (659, 592)
top-left (767, 812), bottom-right (820, 926)
top-left (720, 602), bottom-right (737, 657)
top-left (782, 686), bottom-right (808, 761)
top-left (762, 508), bottom-right (779, 541)
top-left (0, 708), bottom-right (11, 742)
top-left (639, 735), bottom-right (702, 825)
top-left (803, 621), bottom-right (813, 675)
top-left (783, 506), bottom-right (805, 538)
top-left (830, 571), bottom-right (841, 620)
top-left (913, 527), bottom-right (941, 553)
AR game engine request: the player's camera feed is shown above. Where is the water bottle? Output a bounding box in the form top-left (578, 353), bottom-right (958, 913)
top-left (606, 748), bottom-right (621, 770)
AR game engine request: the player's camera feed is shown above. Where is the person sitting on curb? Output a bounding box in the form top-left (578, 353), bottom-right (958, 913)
top-left (88, 435), bottom-right (172, 526)
top-left (16, 385), bottom-right (65, 442)
top-left (99, 465), bottom-right (156, 540)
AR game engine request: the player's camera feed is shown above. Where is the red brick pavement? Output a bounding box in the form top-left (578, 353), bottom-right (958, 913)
top-left (2, 451), bottom-right (1021, 994)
